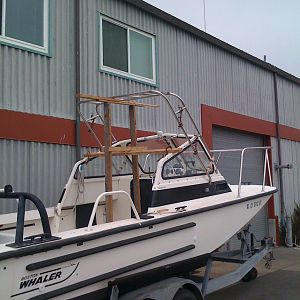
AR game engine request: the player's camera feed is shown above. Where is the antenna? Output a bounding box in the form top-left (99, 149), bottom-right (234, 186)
top-left (203, 0), bottom-right (207, 32)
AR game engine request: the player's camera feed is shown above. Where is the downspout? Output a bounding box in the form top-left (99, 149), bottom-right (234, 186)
top-left (273, 73), bottom-right (285, 225)
top-left (75, 0), bottom-right (81, 161)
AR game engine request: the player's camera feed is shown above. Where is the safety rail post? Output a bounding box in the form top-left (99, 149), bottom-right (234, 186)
top-left (213, 146), bottom-right (272, 198)
top-left (104, 102), bottom-right (113, 223)
top-left (266, 150), bottom-right (273, 187)
top-left (262, 148), bottom-right (268, 191)
top-left (15, 194), bottom-right (26, 246)
top-left (237, 149), bottom-right (246, 198)
top-left (87, 191), bottom-right (141, 231)
top-left (129, 104), bottom-right (141, 213)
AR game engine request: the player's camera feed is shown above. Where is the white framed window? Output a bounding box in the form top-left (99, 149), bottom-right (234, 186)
top-left (100, 15), bottom-right (157, 85)
top-left (0, 0), bottom-right (49, 54)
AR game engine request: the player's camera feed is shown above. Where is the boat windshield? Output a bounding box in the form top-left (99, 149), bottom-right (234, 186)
top-left (162, 141), bottom-right (211, 179)
top-left (82, 136), bottom-right (189, 177)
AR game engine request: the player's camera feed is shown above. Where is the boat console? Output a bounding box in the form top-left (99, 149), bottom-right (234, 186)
top-left (0, 185), bottom-right (60, 248)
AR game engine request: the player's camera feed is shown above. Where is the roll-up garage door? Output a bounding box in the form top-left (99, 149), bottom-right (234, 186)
top-left (212, 126), bottom-right (268, 250)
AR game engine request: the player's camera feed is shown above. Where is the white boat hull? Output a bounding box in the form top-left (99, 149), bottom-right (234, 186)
top-left (0, 188), bottom-right (274, 300)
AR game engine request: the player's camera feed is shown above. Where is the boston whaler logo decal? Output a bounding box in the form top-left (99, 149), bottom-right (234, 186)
top-left (246, 199), bottom-right (262, 209)
top-left (13, 262), bottom-right (79, 297)
top-left (19, 271), bottom-right (62, 289)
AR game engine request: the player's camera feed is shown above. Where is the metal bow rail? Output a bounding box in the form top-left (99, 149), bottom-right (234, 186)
top-left (212, 146), bottom-right (273, 198)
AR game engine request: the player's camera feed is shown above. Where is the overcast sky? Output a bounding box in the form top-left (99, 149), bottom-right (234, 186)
top-left (144, 0), bottom-right (300, 78)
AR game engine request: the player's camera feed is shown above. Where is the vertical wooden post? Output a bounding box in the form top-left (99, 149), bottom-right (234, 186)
top-left (129, 105), bottom-right (141, 213)
top-left (104, 103), bottom-right (113, 222)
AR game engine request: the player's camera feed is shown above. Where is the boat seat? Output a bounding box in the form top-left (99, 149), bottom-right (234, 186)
top-left (76, 203), bottom-right (97, 229)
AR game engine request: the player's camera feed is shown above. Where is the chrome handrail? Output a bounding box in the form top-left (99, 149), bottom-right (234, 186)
top-left (211, 147), bottom-right (272, 198)
top-left (87, 190), bottom-right (140, 231)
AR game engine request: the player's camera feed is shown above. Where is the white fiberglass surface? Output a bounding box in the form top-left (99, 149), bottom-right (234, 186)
top-left (230, 185), bottom-right (276, 197)
top-left (148, 185), bottom-right (275, 214)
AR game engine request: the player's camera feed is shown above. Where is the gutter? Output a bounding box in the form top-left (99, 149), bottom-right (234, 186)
top-left (273, 73), bottom-right (285, 224)
top-left (75, 0), bottom-right (81, 161)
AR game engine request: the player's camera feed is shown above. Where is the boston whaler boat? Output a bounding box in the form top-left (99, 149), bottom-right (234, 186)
top-left (0, 91), bottom-right (276, 299)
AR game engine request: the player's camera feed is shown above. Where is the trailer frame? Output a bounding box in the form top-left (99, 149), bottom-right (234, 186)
top-left (110, 229), bottom-right (274, 300)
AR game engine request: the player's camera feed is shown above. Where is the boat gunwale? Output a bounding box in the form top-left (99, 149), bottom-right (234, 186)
top-left (0, 188), bottom-right (277, 261)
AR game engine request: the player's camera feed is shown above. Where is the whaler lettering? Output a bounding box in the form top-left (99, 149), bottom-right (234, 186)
top-left (19, 271), bottom-right (62, 289)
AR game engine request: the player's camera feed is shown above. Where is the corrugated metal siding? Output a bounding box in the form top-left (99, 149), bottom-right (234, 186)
top-left (80, 0), bottom-right (277, 136)
top-left (0, 0), bottom-right (75, 119)
top-left (0, 140), bottom-right (75, 213)
top-left (277, 76), bottom-right (300, 128)
top-left (271, 137), bottom-right (300, 217)
top-left (279, 139), bottom-right (300, 216)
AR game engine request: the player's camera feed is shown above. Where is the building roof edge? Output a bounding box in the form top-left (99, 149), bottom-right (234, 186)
top-left (126, 0), bottom-right (300, 85)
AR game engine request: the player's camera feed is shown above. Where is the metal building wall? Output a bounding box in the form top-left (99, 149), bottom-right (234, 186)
top-left (83, 0), bottom-right (299, 221)
top-left (0, 140), bottom-right (75, 214)
top-left (0, 0), bottom-right (77, 213)
top-left (1, 0), bottom-right (299, 215)
top-left (271, 137), bottom-right (300, 221)
top-left (0, 0), bottom-right (75, 119)
top-left (277, 76), bottom-right (300, 128)
top-left (270, 76), bottom-right (300, 217)
top-left (80, 0), bottom-right (277, 135)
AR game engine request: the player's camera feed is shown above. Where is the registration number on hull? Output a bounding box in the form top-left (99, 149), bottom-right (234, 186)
top-left (246, 199), bottom-right (262, 209)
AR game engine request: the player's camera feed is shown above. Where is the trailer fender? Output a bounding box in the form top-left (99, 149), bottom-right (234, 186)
top-left (120, 277), bottom-right (203, 300)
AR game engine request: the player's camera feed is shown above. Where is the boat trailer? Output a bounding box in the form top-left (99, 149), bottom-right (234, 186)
top-left (111, 227), bottom-right (274, 300)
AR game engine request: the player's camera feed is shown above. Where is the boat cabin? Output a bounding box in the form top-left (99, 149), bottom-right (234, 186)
top-left (52, 91), bottom-right (230, 233)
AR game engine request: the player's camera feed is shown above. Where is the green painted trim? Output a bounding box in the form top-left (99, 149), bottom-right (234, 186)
top-left (98, 67), bottom-right (159, 88)
top-left (98, 11), bottom-right (155, 38)
top-left (0, 40), bottom-right (49, 56)
top-left (154, 36), bottom-right (160, 89)
top-left (97, 12), bottom-right (159, 88)
top-left (47, 0), bottom-right (53, 58)
top-left (0, 0), bottom-right (51, 57)
top-left (97, 12), bottom-right (101, 74)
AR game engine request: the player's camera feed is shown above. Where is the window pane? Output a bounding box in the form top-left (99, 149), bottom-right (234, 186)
top-left (5, 0), bottom-right (44, 46)
top-left (102, 20), bottom-right (128, 72)
top-left (162, 142), bottom-right (211, 179)
top-left (130, 30), bottom-right (153, 79)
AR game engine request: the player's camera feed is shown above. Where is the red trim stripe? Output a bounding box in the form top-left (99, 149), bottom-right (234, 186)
top-left (201, 104), bottom-right (300, 149)
top-left (0, 109), bottom-right (153, 147)
top-left (1, 107), bottom-right (299, 147)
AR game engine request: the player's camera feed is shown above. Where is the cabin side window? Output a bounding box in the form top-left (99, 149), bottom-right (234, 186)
top-left (162, 141), bottom-right (212, 179)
